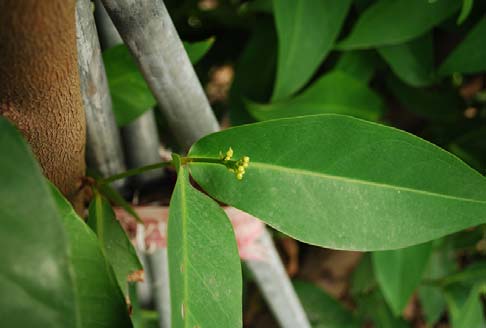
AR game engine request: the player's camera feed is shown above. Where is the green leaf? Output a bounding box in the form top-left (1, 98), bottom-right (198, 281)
top-left (104, 44), bottom-right (157, 126)
top-left (337, 0), bottom-right (460, 49)
top-left (439, 16), bottom-right (486, 75)
top-left (351, 253), bottom-right (377, 297)
top-left (335, 51), bottom-right (378, 82)
top-left (247, 71), bottom-right (384, 122)
top-left (184, 39), bottom-right (215, 64)
top-left (457, 0), bottom-right (474, 24)
top-left (445, 284), bottom-right (486, 328)
top-left (188, 114), bottom-right (486, 251)
top-left (272, 0), bottom-right (352, 100)
top-left (442, 262), bottom-right (486, 287)
top-left (355, 289), bottom-right (410, 328)
top-left (449, 128), bottom-right (486, 173)
top-left (386, 75), bottom-right (464, 122)
top-left (293, 280), bottom-right (360, 327)
top-left (372, 242), bottom-right (433, 315)
top-left (87, 193), bottom-right (142, 297)
top-left (378, 33), bottom-right (436, 87)
top-left (104, 40), bottom-right (213, 126)
top-left (98, 182), bottom-right (142, 223)
top-left (0, 117), bottom-right (78, 328)
top-left (168, 159), bottom-right (242, 328)
top-left (51, 185), bottom-right (133, 328)
top-left (417, 241), bottom-right (455, 326)
top-left (230, 17), bottom-right (277, 125)
top-left (245, 0), bottom-right (273, 14)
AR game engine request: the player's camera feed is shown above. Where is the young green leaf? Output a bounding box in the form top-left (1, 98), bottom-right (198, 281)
top-left (355, 289), bottom-right (410, 328)
top-left (417, 242), bottom-right (455, 326)
top-left (386, 75), bottom-right (463, 122)
top-left (372, 242), bottom-right (433, 315)
top-left (335, 51), bottom-right (378, 83)
top-left (0, 117), bottom-right (78, 328)
top-left (439, 16), bottom-right (486, 75)
top-left (247, 71), bottom-right (384, 122)
top-left (104, 44), bottom-right (157, 126)
top-left (293, 280), bottom-right (360, 327)
top-left (168, 161), bottom-right (242, 328)
top-left (272, 0), bottom-right (352, 100)
top-left (87, 193), bottom-right (143, 297)
top-left (337, 0), bottom-right (460, 49)
top-left (189, 114), bottom-right (486, 251)
top-left (457, 0), bottom-right (474, 25)
top-left (97, 182), bottom-right (142, 223)
top-left (184, 39), bottom-right (215, 64)
top-left (51, 185), bottom-right (133, 328)
top-left (104, 40), bottom-right (214, 126)
top-left (445, 284), bottom-right (486, 328)
top-left (230, 17), bottom-right (277, 125)
top-left (442, 261), bottom-right (486, 287)
top-left (378, 33), bottom-right (436, 87)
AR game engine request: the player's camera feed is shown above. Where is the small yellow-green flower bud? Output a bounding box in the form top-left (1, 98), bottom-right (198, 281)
top-left (242, 162), bottom-right (249, 168)
top-left (224, 147), bottom-right (233, 160)
top-left (236, 172), bottom-right (244, 180)
top-left (243, 156), bottom-right (250, 163)
top-left (237, 166), bottom-right (245, 173)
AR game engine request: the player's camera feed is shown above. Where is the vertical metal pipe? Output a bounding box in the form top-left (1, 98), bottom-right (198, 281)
top-left (100, 1), bottom-right (311, 327)
top-left (100, 0), bottom-right (219, 152)
top-left (93, 0), bottom-right (167, 324)
top-left (246, 230), bottom-right (311, 328)
top-left (76, 0), bottom-right (126, 188)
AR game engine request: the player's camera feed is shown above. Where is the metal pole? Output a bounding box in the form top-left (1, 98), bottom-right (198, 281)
top-left (93, 0), bottom-right (167, 324)
top-left (76, 0), bottom-right (126, 189)
top-left (100, 0), bottom-right (219, 152)
top-left (100, 1), bottom-right (311, 327)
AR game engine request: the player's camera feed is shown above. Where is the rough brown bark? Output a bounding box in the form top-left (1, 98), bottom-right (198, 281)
top-left (0, 0), bottom-right (86, 208)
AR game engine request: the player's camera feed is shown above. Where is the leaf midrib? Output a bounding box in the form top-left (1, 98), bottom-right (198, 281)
top-left (190, 161), bottom-right (486, 205)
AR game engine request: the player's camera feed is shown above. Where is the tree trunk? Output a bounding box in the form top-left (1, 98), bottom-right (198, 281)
top-left (0, 0), bottom-right (86, 208)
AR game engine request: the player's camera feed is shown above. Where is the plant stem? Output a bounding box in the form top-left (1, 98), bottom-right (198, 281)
top-left (121, 110), bottom-right (165, 187)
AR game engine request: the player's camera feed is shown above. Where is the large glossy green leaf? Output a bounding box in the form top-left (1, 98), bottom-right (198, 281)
top-left (272, 0), bottom-right (352, 100)
top-left (167, 157), bottom-right (242, 328)
top-left (294, 280), bottom-right (360, 327)
top-left (0, 117), bottom-right (78, 328)
top-left (87, 193), bottom-right (142, 297)
top-left (439, 16), bottom-right (486, 75)
top-left (51, 186), bottom-right (133, 328)
top-left (188, 114), bottom-right (486, 251)
top-left (247, 71), bottom-right (384, 122)
top-left (104, 40), bottom-right (213, 126)
top-left (337, 0), bottom-right (460, 49)
top-left (378, 33), bottom-right (435, 87)
top-left (372, 242), bottom-right (433, 315)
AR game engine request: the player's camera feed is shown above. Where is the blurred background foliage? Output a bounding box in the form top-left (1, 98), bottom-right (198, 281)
top-left (103, 0), bottom-right (486, 326)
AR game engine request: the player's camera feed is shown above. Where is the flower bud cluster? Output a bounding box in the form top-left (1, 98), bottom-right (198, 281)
top-left (222, 147), bottom-right (250, 180)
